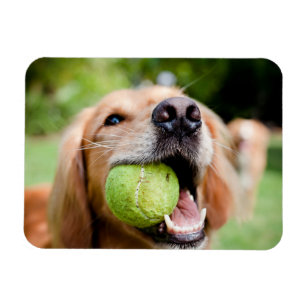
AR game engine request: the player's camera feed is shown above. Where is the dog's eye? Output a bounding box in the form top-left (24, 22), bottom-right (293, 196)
top-left (104, 114), bottom-right (124, 126)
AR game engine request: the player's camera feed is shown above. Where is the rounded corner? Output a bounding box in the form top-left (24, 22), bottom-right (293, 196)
top-left (258, 58), bottom-right (283, 78)
top-left (25, 57), bottom-right (47, 82)
top-left (265, 227), bottom-right (283, 251)
top-left (23, 227), bottom-right (47, 250)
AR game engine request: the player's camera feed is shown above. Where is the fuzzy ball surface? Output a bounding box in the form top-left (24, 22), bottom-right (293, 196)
top-left (105, 163), bottom-right (179, 228)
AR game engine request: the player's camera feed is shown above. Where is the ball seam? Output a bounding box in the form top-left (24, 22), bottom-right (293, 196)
top-left (134, 165), bottom-right (161, 223)
top-left (134, 165), bottom-right (145, 209)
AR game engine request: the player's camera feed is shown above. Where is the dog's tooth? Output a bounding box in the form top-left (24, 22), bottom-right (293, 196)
top-left (200, 208), bottom-right (207, 222)
top-left (175, 226), bottom-right (184, 233)
top-left (196, 220), bottom-right (203, 230)
top-left (173, 226), bottom-right (180, 233)
top-left (187, 226), bottom-right (194, 233)
top-left (164, 215), bottom-right (174, 230)
top-left (180, 226), bottom-right (186, 233)
top-left (179, 227), bottom-right (186, 234)
top-left (192, 224), bottom-right (199, 232)
top-left (183, 189), bottom-right (194, 201)
top-left (164, 213), bottom-right (206, 234)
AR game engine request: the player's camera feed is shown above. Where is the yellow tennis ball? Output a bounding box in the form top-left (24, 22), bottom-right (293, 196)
top-left (105, 163), bottom-right (179, 228)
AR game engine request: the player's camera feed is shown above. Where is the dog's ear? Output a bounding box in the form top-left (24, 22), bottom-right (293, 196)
top-left (48, 107), bottom-right (95, 248)
top-left (203, 145), bottom-right (239, 230)
top-left (201, 112), bottom-right (243, 230)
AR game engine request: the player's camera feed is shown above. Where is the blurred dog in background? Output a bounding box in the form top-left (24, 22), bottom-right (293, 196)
top-left (227, 119), bottom-right (270, 219)
top-left (24, 86), bottom-right (270, 249)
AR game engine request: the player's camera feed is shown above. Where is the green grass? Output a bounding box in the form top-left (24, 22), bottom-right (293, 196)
top-left (25, 135), bottom-right (60, 186)
top-left (24, 133), bottom-right (282, 250)
top-left (211, 133), bottom-right (282, 250)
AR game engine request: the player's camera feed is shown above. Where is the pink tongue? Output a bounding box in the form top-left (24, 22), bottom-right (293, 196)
top-left (170, 190), bottom-right (200, 227)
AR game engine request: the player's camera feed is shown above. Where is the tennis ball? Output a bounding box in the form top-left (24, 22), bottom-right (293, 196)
top-left (105, 163), bottom-right (179, 228)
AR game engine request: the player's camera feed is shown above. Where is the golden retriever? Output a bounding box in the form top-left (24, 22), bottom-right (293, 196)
top-left (24, 85), bottom-right (269, 249)
top-left (227, 118), bottom-right (270, 219)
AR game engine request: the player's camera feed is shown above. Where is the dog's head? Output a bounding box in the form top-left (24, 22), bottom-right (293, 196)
top-left (48, 86), bottom-right (241, 249)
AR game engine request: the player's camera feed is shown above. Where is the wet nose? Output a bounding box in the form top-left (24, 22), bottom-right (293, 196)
top-left (152, 97), bottom-right (202, 137)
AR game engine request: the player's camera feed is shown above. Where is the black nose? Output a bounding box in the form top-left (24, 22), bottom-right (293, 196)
top-left (152, 97), bottom-right (202, 137)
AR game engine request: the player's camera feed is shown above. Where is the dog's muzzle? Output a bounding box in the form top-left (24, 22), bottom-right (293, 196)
top-left (152, 97), bottom-right (202, 139)
top-left (139, 97), bottom-right (208, 249)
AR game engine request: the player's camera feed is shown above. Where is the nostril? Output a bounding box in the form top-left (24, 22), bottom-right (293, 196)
top-left (156, 110), bottom-right (169, 122)
top-left (166, 106), bottom-right (176, 122)
top-left (152, 97), bottom-right (202, 136)
top-left (153, 105), bottom-right (176, 123)
top-left (186, 105), bottom-right (201, 122)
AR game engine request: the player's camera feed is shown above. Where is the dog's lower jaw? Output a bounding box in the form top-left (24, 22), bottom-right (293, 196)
top-left (94, 212), bottom-right (209, 249)
top-left (153, 235), bottom-right (209, 250)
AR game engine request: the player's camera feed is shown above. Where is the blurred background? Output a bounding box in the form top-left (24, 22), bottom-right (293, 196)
top-left (25, 58), bottom-right (282, 249)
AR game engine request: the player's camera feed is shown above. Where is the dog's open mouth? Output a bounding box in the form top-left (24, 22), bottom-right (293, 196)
top-left (164, 190), bottom-right (206, 235)
top-left (141, 156), bottom-right (207, 249)
top-left (110, 153), bottom-right (207, 248)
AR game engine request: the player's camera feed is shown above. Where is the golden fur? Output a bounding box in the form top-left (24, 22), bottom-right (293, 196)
top-left (24, 86), bottom-right (268, 248)
top-left (227, 118), bottom-right (270, 219)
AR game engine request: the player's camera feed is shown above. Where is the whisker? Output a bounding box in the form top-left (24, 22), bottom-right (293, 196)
top-left (77, 138), bottom-right (111, 150)
top-left (89, 148), bottom-right (114, 167)
top-left (82, 137), bottom-right (101, 146)
top-left (85, 132), bottom-right (142, 140)
top-left (180, 62), bottom-right (218, 92)
top-left (208, 161), bottom-right (220, 177)
top-left (114, 125), bottom-right (137, 133)
top-left (89, 133), bottom-right (124, 139)
top-left (81, 138), bottom-right (132, 148)
top-left (212, 139), bottom-right (239, 156)
top-left (95, 124), bottom-right (147, 137)
top-left (79, 140), bottom-right (121, 147)
top-left (92, 131), bottom-right (144, 140)
top-left (77, 145), bottom-right (116, 150)
top-left (77, 142), bottom-right (134, 151)
top-left (98, 124), bottom-right (142, 136)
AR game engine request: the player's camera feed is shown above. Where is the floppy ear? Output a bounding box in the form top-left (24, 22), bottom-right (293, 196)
top-left (48, 107), bottom-right (95, 248)
top-left (201, 111), bottom-right (243, 230)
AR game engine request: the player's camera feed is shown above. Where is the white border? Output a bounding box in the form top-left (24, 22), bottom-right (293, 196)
top-left (1, 1), bottom-right (307, 306)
